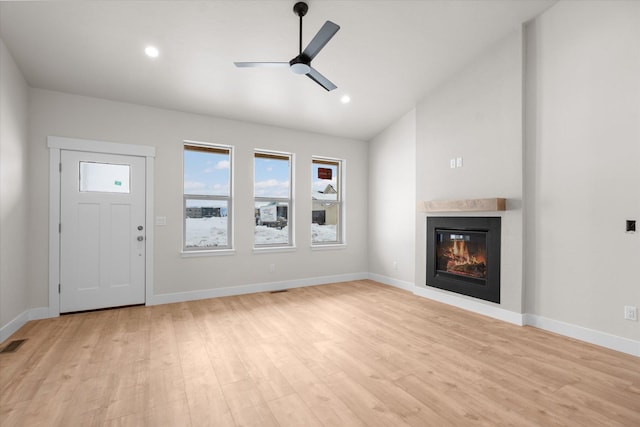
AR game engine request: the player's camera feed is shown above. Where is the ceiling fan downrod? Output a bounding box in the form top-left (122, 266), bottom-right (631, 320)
top-left (291, 2), bottom-right (311, 75)
top-left (293, 2), bottom-right (309, 55)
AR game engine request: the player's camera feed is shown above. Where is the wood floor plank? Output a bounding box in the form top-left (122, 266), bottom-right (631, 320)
top-left (1, 280), bottom-right (638, 426)
top-left (232, 342), bottom-right (295, 402)
top-left (273, 357), bottom-right (365, 426)
top-left (322, 371), bottom-right (413, 427)
top-left (220, 379), bottom-right (280, 427)
top-left (266, 393), bottom-right (324, 427)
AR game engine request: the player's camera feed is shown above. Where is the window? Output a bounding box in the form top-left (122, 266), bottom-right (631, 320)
top-left (254, 151), bottom-right (292, 247)
top-left (80, 162), bottom-right (130, 193)
top-left (312, 158), bottom-right (343, 244)
top-left (183, 143), bottom-right (232, 251)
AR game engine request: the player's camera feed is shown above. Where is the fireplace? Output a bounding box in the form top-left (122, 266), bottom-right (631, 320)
top-left (426, 216), bottom-right (501, 303)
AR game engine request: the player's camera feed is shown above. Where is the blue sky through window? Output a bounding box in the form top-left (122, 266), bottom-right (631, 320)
top-left (254, 156), bottom-right (290, 198)
top-left (184, 149), bottom-right (230, 197)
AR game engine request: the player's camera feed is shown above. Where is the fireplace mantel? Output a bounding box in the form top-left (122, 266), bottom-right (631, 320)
top-left (418, 198), bottom-right (506, 213)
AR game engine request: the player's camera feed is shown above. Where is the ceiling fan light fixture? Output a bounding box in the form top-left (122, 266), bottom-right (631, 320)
top-left (290, 62), bottom-right (311, 75)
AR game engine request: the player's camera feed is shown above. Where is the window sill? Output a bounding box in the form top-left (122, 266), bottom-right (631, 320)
top-left (181, 249), bottom-right (235, 258)
top-left (311, 243), bottom-right (346, 251)
top-left (253, 246), bottom-right (297, 254)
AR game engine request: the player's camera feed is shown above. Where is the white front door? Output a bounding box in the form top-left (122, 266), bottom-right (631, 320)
top-left (60, 150), bottom-right (146, 313)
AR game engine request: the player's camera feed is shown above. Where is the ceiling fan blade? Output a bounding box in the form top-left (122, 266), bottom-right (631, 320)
top-left (306, 67), bottom-right (337, 91)
top-left (234, 62), bottom-right (289, 68)
top-left (302, 21), bottom-right (340, 61)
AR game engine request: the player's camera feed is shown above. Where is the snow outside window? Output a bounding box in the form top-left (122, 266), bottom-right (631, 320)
top-left (312, 158), bottom-right (343, 244)
top-left (183, 143), bottom-right (232, 250)
top-left (254, 151), bottom-right (292, 247)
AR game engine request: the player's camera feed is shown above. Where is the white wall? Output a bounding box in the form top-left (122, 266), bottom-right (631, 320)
top-left (524, 1), bottom-right (640, 342)
top-left (27, 89), bottom-right (368, 308)
top-left (0, 38), bottom-right (30, 330)
top-left (368, 109), bottom-right (416, 288)
top-left (415, 30), bottom-right (524, 313)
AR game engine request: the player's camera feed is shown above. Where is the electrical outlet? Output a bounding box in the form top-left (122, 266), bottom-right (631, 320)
top-left (456, 157), bottom-right (463, 168)
top-left (450, 158), bottom-right (456, 169)
top-left (269, 264), bottom-right (276, 273)
top-left (393, 261), bottom-right (398, 270)
top-left (624, 306), bottom-right (637, 321)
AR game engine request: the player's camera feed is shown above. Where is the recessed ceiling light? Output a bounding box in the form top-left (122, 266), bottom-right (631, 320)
top-left (145, 46), bottom-right (159, 58)
top-left (340, 95), bottom-right (351, 104)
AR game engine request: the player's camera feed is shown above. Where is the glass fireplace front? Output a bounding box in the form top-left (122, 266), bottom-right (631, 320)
top-left (436, 230), bottom-right (487, 280)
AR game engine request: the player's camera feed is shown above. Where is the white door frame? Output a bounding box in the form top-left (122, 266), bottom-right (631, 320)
top-left (48, 136), bottom-right (156, 317)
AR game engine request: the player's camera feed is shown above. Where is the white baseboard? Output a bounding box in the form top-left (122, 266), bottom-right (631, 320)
top-left (524, 314), bottom-right (639, 357)
top-left (413, 285), bottom-right (525, 326)
top-left (148, 272), bottom-right (369, 306)
top-left (0, 307), bottom-right (50, 344)
top-left (368, 274), bottom-right (524, 326)
top-left (370, 275), bottom-right (638, 357)
top-left (368, 273), bottom-right (415, 292)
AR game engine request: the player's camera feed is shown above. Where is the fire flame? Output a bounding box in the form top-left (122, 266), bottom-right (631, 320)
top-left (444, 239), bottom-right (486, 278)
top-left (451, 240), bottom-right (471, 264)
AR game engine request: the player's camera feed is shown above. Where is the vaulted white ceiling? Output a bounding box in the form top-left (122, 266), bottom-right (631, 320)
top-left (0, 1), bottom-right (555, 140)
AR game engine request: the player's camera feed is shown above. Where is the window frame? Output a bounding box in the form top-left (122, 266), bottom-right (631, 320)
top-left (253, 150), bottom-right (294, 249)
top-left (311, 156), bottom-right (344, 246)
top-left (182, 141), bottom-right (233, 252)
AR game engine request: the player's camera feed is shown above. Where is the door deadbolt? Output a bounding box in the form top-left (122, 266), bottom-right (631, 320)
top-left (137, 225), bottom-right (144, 231)
top-left (137, 236), bottom-right (144, 241)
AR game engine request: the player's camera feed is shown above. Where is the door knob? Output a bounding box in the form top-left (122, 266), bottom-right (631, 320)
top-left (137, 236), bottom-right (144, 241)
top-left (137, 225), bottom-right (144, 230)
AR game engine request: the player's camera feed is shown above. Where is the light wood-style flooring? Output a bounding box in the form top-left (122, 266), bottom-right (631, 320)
top-left (1, 280), bottom-right (639, 426)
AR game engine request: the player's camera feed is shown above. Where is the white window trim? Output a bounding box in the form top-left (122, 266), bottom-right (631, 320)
top-left (310, 243), bottom-right (347, 250)
top-left (182, 141), bottom-right (234, 252)
top-left (253, 149), bottom-right (295, 249)
top-left (311, 156), bottom-right (345, 246)
top-left (253, 246), bottom-right (297, 254)
top-left (181, 249), bottom-right (236, 258)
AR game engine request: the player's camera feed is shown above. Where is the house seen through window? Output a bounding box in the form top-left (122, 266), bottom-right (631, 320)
top-left (254, 151), bottom-right (292, 247)
top-left (183, 143), bottom-right (232, 250)
top-left (312, 158), bottom-right (342, 244)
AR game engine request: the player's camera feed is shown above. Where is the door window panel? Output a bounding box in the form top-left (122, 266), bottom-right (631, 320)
top-left (80, 162), bottom-right (130, 193)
